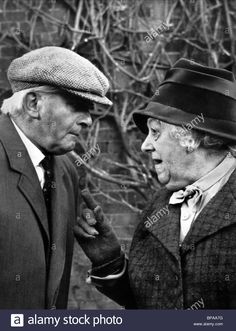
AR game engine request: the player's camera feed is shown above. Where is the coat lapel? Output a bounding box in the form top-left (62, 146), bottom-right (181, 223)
top-left (182, 169), bottom-right (236, 253)
top-left (18, 168), bottom-right (49, 239)
top-left (0, 115), bottom-right (72, 308)
top-left (145, 168), bottom-right (236, 259)
top-left (46, 158), bottom-right (68, 308)
top-left (145, 189), bottom-right (181, 262)
top-left (0, 115), bottom-right (49, 240)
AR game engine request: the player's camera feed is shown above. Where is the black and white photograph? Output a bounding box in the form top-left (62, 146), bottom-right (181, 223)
top-left (0, 0), bottom-right (236, 330)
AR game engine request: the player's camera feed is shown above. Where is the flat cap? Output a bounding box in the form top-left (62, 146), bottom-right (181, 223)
top-left (7, 46), bottom-right (112, 106)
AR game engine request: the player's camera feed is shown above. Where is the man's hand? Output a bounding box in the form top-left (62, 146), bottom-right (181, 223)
top-left (74, 189), bottom-right (121, 266)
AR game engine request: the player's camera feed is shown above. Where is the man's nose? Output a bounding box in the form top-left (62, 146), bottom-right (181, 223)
top-left (141, 135), bottom-right (154, 152)
top-left (77, 113), bottom-right (92, 127)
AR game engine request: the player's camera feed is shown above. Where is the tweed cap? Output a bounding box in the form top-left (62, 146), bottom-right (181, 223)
top-left (133, 58), bottom-right (236, 141)
top-left (7, 46), bottom-right (112, 106)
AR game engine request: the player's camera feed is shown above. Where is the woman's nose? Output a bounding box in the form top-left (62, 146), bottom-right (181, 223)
top-left (141, 135), bottom-right (154, 152)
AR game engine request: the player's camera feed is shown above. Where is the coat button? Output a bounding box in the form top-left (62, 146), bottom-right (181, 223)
top-left (51, 243), bottom-right (56, 251)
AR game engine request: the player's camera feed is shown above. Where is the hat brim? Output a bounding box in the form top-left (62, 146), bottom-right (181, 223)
top-left (133, 102), bottom-right (236, 142)
top-left (10, 80), bottom-right (113, 106)
top-left (63, 87), bottom-right (112, 106)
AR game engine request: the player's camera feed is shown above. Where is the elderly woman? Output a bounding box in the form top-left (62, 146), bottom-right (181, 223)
top-left (75, 58), bottom-right (236, 309)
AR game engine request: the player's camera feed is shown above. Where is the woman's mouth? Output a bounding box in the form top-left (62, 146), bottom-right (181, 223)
top-left (153, 159), bottom-right (163, 165)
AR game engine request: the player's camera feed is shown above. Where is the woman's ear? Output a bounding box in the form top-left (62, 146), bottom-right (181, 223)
top-left (22, 92), bottom-right (40, 119)
top-left (180, 133), bottom-right (198, 153)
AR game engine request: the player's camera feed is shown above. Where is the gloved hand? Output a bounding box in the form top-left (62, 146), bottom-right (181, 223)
top-left (74, 189), bottom-right (121, 267)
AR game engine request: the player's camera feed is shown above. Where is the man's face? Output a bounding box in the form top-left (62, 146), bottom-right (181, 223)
top-left (34, 92), bottom-right (92, 154)
top-left (141, 118), bottom-right (196, 191)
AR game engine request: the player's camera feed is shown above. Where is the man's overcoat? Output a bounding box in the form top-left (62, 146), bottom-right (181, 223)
top-left (0, 114), bottom-right (79, 309)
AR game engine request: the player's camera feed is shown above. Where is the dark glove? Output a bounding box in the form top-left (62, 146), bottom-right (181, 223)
top-left (74, 189), bottom-right (121, 266)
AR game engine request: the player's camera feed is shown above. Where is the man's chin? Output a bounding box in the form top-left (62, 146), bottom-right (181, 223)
top-left (49, 143), bottom-right (76, 155)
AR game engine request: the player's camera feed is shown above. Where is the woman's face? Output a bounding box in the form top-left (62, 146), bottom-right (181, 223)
top-left (141, 118), bottom-right (197, 191)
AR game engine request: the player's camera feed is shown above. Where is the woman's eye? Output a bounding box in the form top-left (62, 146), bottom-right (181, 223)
top-left (150, 128), bottom-right (160, 140)
top-left (151, 128), bottom-right (159, 135)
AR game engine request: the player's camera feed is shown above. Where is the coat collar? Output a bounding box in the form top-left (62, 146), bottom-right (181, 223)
top-left (143, 189), bottom-right (181, 262)
top-left (181, 168), bottom-right (236, 253)
top-left (145, 169), bottom-right (236, 260)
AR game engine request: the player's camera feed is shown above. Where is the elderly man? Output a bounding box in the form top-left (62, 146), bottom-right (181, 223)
top-left (75, 59), bottom-right (236, 309)
top-left (0, 46), bottom-right (112, 309)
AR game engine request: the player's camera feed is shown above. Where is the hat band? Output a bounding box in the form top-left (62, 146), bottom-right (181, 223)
top-left (162, 68), bottom-right (236, 100)
top-left (133, 104), bottom-right (236, 141)
top-left (152, 84), bottom-right (236, 122)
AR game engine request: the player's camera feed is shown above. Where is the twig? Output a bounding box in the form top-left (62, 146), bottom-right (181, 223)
top-left (70, 151), bottom-right (149, 189)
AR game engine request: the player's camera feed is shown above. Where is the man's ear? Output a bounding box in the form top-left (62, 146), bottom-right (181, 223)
top-left (22, 92), bottom-right (40, 119)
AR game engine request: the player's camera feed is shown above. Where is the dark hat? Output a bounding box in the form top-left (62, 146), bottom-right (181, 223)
top-left (133, 58), bottom-right (236, 141)
top-left (7, 46), bottom-right (112, 106)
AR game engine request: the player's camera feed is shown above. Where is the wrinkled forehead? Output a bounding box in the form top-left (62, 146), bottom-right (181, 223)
top-left (146, 117), bottom-right (180, 134)
top-left (147, 117), bottom-right (163, 127)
